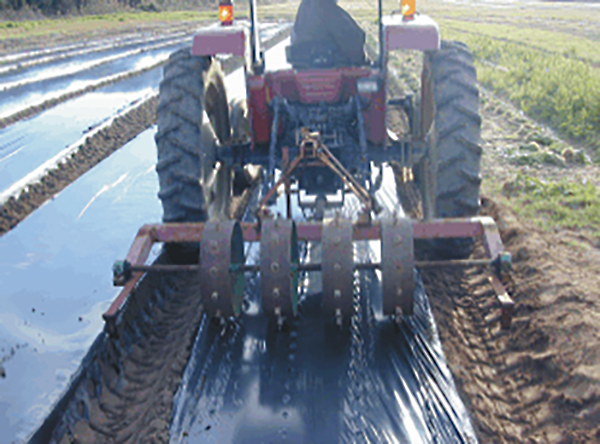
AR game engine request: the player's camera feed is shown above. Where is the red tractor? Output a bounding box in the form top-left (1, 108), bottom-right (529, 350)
top-left (108, 0), bottom-right (514, 331)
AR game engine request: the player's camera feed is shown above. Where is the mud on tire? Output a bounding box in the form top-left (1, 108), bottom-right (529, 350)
top-left (428, 40), bottom-right (482, 258)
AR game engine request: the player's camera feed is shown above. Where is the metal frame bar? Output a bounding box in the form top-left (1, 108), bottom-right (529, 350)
top-left (104, 216), bottom-right (514, 331)
top-left (378, 0), bottom-right (384, 68)
top-left (114, 217), bottom-right (497, 246)
top-left (125, 258), bottom-right (496, 274)
top-left (249, 0), bottom-right (261, 71)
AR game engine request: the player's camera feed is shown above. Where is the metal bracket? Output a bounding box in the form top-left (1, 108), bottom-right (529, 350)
top-left (113, 260), bottom-right (131, 286)
top-left (258, 130), bottom-right (380, 218)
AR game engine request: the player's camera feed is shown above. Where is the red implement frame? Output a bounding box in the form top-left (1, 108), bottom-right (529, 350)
top-left (104, 217), bottom-right (514, 333)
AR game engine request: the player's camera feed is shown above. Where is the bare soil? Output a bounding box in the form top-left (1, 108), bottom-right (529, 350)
top-left (421, 92), bottom-right (600, 443)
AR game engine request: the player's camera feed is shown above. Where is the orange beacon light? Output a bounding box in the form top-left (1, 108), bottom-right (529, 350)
top-left (219, 0), bottom-right (234, 26)
top-left (401, 0), bottom-right (416, 19)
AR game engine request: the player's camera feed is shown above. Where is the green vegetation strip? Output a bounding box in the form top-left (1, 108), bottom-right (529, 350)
top-left (423, 2), bottom-right (600, 25)
top-left (437, 19), bottom-right (600, 66)
top-left (438, 19), bottom-right (600, 66)
top-left (502, 174), bottom-right (600, 233)
top-left (440, 26), bottom-right (600, 156)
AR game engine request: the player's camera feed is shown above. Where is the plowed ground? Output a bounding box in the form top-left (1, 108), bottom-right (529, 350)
top-left (422, 94), bottom-right (600, 443)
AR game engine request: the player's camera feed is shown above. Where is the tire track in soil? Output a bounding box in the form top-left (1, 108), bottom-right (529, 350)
top-left (421, 194), bottom-right (600, 443)
top-left (480, 198), bottom-right (600, 443)
top-left (36, 264), bottom-right (206, 443)
top-left (420, 256), bottom-right (527, 442)
top-left (0, 29), bottom-right (291, 238)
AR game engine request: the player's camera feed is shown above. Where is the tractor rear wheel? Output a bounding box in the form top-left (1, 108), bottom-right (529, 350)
top-left (425, 40), bottom-right (482, 258)
top-left (155, 48), bottom-right (231, 259)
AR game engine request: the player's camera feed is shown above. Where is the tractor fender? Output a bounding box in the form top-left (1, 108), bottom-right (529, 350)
top-left (192, 23), bottom-right (251, 63)
top-left (382, 14), bottom-right (440, 53)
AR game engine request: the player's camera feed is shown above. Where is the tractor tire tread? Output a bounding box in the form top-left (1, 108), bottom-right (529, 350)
top-left (155, 47), bottom-right (210, 225)
top-left (430, 40), bottom-right (482, 258)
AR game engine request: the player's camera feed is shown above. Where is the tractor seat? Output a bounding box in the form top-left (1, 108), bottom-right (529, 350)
top-left (286, 40), bottom-right (361, 70)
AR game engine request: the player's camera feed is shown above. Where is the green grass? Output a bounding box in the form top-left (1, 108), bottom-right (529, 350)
top-left (502, 174), bottom-right (600, 233)
top-left (508, 150), bottom-right (566, 168)
top-left (421, 1), bottom-right (600, 27)
top-left (423, 0), bottom-right (600, 157)
top-left (437, 19), bottom-right (600, 66)
top-left (439, 27), bottom-right (600, 156)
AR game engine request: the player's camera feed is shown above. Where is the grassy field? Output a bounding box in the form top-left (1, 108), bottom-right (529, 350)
top-left (502, 173), bottom-right (600, 233)
top-left (415, 1), bottom-right (600, 234)
top-left (439, 20), bottom-right (600, 66)
top-left (421, 1), bottom-right (600, 157)
top-left (454, 32), bottom-right (599, 152)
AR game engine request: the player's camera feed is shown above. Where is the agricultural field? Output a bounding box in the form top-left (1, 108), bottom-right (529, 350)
top-left (0, 0), bottom-right (599, 442)
top-left (344, 0), bottom-right (600, 441)
top-left (414, 1), bottom-right (600, 442)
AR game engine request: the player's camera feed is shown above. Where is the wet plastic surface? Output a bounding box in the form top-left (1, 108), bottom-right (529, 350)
top-left (169, 179), bottom-right (477, 443)
top-left (0, 22), bottom-right (287, 120)
top-left (0, 24), bottom-right (290, 201)
top-left (0, 33), bottom-right (188, 87)
top-left (0, 72), bottom-right (160, 194)
top-left (0, 37), bottom-right (278, 440)
top-left (170, 277), bottom-right (477, 443)
top-left (0, 129), bottom-right (161, 442)
top-left (0, 36), bottom-right (190, 119)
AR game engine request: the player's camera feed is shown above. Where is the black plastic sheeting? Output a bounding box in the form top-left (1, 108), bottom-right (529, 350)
top-left (169, 241), bottom-right (478, 443)
top-left (28, 164), bottom-right (479, 442)
top-left (168, 168), bottom-right (478, 443)
top-left (27, 184), bottom-right (479, 443)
